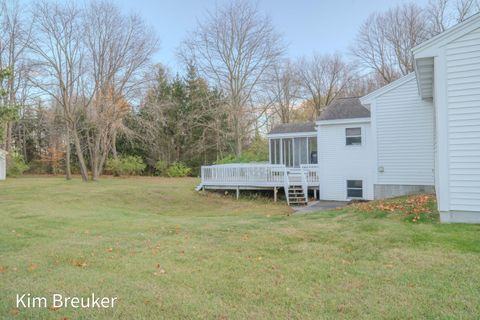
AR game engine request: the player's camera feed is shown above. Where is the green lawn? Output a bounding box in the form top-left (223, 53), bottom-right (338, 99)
top-left (1, 177), bottom-right (480, 319)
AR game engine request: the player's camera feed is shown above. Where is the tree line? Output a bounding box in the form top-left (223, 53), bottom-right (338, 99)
top-left (0, 0), bottom-right (478, 179)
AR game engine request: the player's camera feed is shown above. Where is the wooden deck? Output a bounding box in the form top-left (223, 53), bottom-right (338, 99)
top-left (197, 163), bottom-right (320, 205)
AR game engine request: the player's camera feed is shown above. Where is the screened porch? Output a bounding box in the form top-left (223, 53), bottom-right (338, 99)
top-left (269, 135), bottom-right (318, 167)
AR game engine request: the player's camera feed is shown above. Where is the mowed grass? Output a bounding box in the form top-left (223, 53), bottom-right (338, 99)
top-left (1, 177), bottom-right (480, 319)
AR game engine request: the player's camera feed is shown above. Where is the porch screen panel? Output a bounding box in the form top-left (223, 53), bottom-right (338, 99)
top-left (270, 139), bottom-right (281, 164)
top-left (275, 139), bottom-right (281, 164)
top-left (308, 137), bottom-right (318, 164)
top-left (294, 137), bottom-right (308, 167)
top-left (283, 138), bottom-right (293, 167)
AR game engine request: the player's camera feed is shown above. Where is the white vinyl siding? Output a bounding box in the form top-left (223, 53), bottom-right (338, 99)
top-left (0, 152), bottom-right (5, 180)
top-left (318, 121), bottom-right (374, 201)
top-left (445, 27), bottom-right (480, 211)
top-left (375, 76), bottom-right (435, 185)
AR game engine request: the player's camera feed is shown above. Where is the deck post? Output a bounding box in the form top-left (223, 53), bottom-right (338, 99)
top-left (236, 187), bottom-right (240, 200)
top-left (274, 187), bottom-right (278, 202)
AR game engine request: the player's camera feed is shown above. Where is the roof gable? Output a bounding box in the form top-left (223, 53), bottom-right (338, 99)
top-left (360, 73), bottom-right (416, 104)
top-left (268, 122), bottom-right (316, 135)
top-left (413, 12), bottom-right (480, 58)
top-left (318, 97), bottom-right (370, 121)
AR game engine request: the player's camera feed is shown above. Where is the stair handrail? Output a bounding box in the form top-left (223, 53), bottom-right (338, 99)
top-left (283, 166), bottom-right (290, 206)
top-left (300, 168), bottom-right (308, 204)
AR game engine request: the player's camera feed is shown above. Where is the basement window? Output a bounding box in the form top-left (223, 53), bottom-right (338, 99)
top-left (346, 127), bottom-right (362, 145)
top-left (347, 180), bottom-right (363, 198)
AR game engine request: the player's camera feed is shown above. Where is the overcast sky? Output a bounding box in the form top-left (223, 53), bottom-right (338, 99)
top-left (112, 0), bottom-right (429, 71)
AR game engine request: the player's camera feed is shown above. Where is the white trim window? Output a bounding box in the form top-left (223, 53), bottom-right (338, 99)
top-left (346, 127), bottom-right (362, 146)
top-left (347, 180), bottom-right (363, 198)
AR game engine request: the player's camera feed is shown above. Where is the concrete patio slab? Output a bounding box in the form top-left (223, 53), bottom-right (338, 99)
top-left (292, 200), bottom-right (349, 215)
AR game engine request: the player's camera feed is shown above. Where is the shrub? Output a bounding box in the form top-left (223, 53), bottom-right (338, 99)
top-left (155, 160), bottom-right (168, 176)
top-left (166, 162), bottom-right (192, 177)
top-left (215, 137), bottom-right (269, 164)
top-left (6, 152), bottom-right (29, 177)
top-left (106, 156), bottom-right (146, 176)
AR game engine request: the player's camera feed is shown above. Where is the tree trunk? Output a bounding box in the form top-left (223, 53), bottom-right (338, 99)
top-left (233, 112), bottom-right (242, 157)
top-left (22, 124), bottom-right (27, 160)
top-left (5, 122), bottom-right (12, 152)
top-left (71, 126), bottom-right (89, 182)
top-left (91, 149), bottom-right (98, 181)
top-left (65, 126), bottom-right (72, 180)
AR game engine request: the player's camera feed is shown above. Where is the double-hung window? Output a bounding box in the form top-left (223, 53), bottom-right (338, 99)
top-left (346, 127), bottom-right (362, 146)
top-left (347, 180), bottom-right (363, 198)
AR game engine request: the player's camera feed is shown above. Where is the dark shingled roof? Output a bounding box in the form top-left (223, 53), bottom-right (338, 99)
top-left (318, 97), bottom-right (370, 121)
top-left (268, 122), bottom-right (316, 135)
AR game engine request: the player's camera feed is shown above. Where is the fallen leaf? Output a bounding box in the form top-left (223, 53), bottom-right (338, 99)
top-left (72, 259), bottom-right (87, 268)
top-left (10, 308), bottom-right (19, 316)
top-left (153, 268), bottom-right (166, 276)
top-left (0, 265), bottom-right (7, 273)
top-left (48, 305), bottom-right (60, 311)
top-left (28, 263), bottom-right (38, 271)
top-left (106, 248), bottom-right (113, 252)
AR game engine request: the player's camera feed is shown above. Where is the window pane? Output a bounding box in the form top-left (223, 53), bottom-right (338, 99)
top-left (347, 180), bottom-right (363, 188)
top-left (347, 189), bottom-right (363, 198)
top-left (275, 139), bottom-right (281, 164)
top-left (346, 128), bottom-right (361, 136)
top-left (308, 137), bottom-right (317, 164)
top-left (300, 138), bottom-right (308, 165)
top-left (294, 137), bottom-right (307, 167)
top-left (346, 137), bottom-right (362, 145)
top-left (270, 140), bottom-right (275, 164)
top-left (283, 139), bottom-right (293, 167)
top-left (294, 138), bottom-right (300, 167)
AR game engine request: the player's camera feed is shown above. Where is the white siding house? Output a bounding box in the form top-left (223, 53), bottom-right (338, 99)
top-left (412, 12), bottom-right (480, 223)
top-left (199, 13), bottom-right (480, 222)
top-left (0, 149), bottom-right (6, 180)
top-left (360, 73), bottom-right (436, 199)
top-left (316, 97), bottom-right (375, 201)
top-left (318, 119), bottom-right (374, 201)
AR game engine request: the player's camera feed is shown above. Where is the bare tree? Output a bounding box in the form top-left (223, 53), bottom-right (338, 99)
top-left (181, 0), bottom-right (284, 156)
top-left (267, 60), bottom-right (300, 124)
top-left (427, 0), bottom-right (479, 36)
top-left (29, 1), bottom-right (88, 180)
top-left (352, 3), bottom-right (429, 84)
top-left (297, 53), bottom-right (354, 117)
top-left (427, 0), bottom-right (451, 34)
top-left (0, 0), bottom-right (33, 152)
top-left (82, 0), bottom-right (158, 180)
top-left (455, 0), bottom-right (480, 21)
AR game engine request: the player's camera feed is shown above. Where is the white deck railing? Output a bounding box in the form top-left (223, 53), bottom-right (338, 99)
top-left (300, 164), bottom-right (321, 184)
top-left (200, 163), bottom-right (319, 188)
top-left (201, 163), bottom-right (287, 187)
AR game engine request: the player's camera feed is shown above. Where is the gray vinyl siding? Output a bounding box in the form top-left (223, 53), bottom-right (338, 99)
top-left (375, 77), bottom-right (435, 186)
top-left (446, 26), bottom-right (480, 211)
